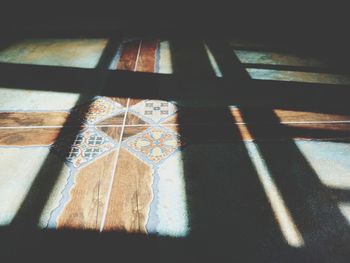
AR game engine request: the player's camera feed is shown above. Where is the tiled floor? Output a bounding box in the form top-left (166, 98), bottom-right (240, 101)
top-left (1, 37), bottom-right (350, 261)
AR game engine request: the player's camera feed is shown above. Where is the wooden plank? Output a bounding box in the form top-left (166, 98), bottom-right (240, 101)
top-left (56, 149), bottom-right (118, 230)
top-left (117, 40), bottom-right (140, 71)
top-left (102, 148), bottom-right (153, 233)
top-left (125, 112), bottom-right (148, 125)
top-left (136, 40), bottom-right (158, 73)
top-left (0, 112), bottom-right (68, 127)
top-left (0, 128), bottom-right (61, 146)
top-left (56, 127), bottom-right (121, 230)
top-left (95, 114), bottom-right (125, 126)
top-left (122, 126), bottom-right (150, 140)
top-left (3, 107), bottom-right (346, 128)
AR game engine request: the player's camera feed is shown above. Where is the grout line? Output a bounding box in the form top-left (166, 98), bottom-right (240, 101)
top-left (99, 98), bottom-right (130, 232)
top-left (99, 40), bottom-right (142, 233)
top-left (134, 40), bottom-right (143, 71)
top-left (96, 173), bottom-right (101, 229)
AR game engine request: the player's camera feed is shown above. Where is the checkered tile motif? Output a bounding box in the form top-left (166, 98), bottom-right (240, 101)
top-left (52, 127), bottom-right (117, 168)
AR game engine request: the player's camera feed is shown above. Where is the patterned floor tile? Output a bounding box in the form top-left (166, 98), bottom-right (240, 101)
top-left (52, 127), bottom-right (118, 168)
top-left (127, 100), bottom-right (178, 125)
top-left (70, 96), bottom-right (124, 125)
top-left (124, 126), bottom-right (182, 165)
top-left (2, 37), bottom-right (350, 259)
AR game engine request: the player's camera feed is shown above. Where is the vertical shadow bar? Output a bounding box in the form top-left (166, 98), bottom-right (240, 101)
top-left (239, 107), bottom-right (350, 261)
top-left (169, 39), bottom-right (295, 261)
top-left (11, 37), bottom-right (122, 227)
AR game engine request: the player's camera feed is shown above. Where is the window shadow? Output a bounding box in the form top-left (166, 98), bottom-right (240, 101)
top-left (10, 38), bottom-right (122, 227)
top-left (1, 36), bottom-right (350, 262)
top-left (239, 108), bottom-right (350, 262)
top-left (170, 40), bottom-right (302, 261)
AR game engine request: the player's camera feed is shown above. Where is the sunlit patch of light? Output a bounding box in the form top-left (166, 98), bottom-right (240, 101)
top-left (338, 202), bottom-right (350, 224)
top-left (0, 38), bottom-right (109, 68)
top-left (0, 87), bottom-right (81, 111)
top-left (147, 151), bottom-right (190, 237)
top-left (0, 147), bottom-right (49, 225)
top-left (203, 42), bottom-right (223, 77)
top-left (235, 110), bottom-right (304, 247)
top-left (158, 41), bottom-right (173, 74)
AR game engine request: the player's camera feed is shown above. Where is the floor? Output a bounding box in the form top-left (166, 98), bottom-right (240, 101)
top-left (1, 37), bottom-right (350, 261)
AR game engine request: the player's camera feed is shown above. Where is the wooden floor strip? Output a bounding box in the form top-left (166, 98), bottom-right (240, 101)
top-left (0, 128), bottom-right (61, 146)
top-left (0, 112), bottom-right (68, 127)
top-left (55, 127), bottom-right (122, 230)
top-left (117, 40), bottom-right (141, 71)
top-left (102, 148), bottom-right (153, 233)
top-left (57, 150), bottom-right (118, 230)
top-left (136, 40), bottom-right (158, 73)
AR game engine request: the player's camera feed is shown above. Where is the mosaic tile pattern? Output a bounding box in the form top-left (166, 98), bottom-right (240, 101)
top-left (71, 96), bottom-right (124, 125)
top-left (124, 126), bottom-right (181, 164)
top-left (52, 127), bottom-right (117, 168)
top-left (129, 100), bottom-right (178, 124)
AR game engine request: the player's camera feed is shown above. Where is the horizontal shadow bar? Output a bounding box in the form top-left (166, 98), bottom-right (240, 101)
top-left (1, 62), bottom-right (350, 111)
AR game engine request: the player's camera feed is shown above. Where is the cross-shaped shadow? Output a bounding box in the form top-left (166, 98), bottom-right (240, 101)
top-left (1, 35), bottom-right (350, 262)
